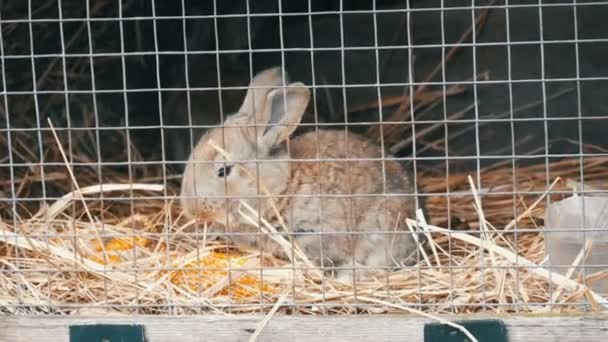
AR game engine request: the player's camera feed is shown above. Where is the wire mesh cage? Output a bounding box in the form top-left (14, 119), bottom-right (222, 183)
top-left (1, 0), bottom-right (608, 321)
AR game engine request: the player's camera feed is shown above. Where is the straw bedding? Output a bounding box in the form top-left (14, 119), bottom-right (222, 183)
top-left (1, 135), bottom-right (607, 315)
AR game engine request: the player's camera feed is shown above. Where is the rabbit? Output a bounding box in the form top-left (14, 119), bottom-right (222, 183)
top-left (180, 66), bottom-right (419, 281)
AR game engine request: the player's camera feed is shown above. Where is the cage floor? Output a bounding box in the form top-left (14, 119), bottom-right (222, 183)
top-left (1, 156), bottom-right (607, 316)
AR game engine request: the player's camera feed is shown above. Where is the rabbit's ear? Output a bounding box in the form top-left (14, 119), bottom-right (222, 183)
top-left (238, 67), bottom-right (289, 116)
top-left (256, 83), bottom-right (310, 149)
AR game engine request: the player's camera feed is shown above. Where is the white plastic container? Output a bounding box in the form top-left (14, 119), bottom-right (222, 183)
top-left (544, 195), bottom-right (608, 295)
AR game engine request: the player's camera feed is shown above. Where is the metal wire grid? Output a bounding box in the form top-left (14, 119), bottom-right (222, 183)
top-left (0, 0), bottom-right (607, 314)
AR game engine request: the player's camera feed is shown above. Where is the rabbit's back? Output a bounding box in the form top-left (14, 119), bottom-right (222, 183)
top-left (276, 129), bottom-right (416, 273)
top-left (288, 129), bottom-right (413, 198)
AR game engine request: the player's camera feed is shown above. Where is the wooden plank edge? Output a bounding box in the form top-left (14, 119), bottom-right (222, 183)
top-left (2, 314), bottom-right (608, 342)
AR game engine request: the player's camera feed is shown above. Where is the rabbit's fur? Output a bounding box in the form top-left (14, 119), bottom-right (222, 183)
top-left (180, 67), bottom-right (418, 281)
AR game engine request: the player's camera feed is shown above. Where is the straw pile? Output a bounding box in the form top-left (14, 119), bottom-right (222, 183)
top-left (1, 139), bottom-right (607, 315)
top-left (421, 157), bottom-right (608, 230)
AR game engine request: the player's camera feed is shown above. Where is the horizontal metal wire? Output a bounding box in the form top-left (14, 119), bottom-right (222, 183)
top-left (2, 264), bottom-right (607, 274)
top-left (0, 301), bottom-right (593, 311)
top-left (2, 226), bottom-right (607, 241)
top-left (2, 152), bottom-right (608, 169)
top-left (1, 190), bottom-right (604, 202)
top-left (3, 116), bottom-right (608, 133)
top-left (3, 77), bottom-right (608, 94)
top-left (1, 1), bottom-right (606, 23)
top-left (3, 37), bottom-right (608, 59)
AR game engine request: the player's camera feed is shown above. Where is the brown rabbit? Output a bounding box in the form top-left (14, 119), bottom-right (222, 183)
top-left (180, 67), bottom-right (418, 281)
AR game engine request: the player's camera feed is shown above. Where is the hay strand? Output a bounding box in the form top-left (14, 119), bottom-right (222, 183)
top-left (2, 156), bottom-right (608, 315)
top-left (407, 218), bottom-right (608, 309)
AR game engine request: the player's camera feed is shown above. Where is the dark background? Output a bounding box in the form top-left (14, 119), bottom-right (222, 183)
top-left (1, 0), bottom-right (607, 181)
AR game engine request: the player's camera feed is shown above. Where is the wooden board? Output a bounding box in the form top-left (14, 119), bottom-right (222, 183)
top-left (1, 314), bottom-right (608, 342)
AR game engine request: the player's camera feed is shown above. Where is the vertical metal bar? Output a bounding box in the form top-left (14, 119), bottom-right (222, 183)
top-left (210, 0), bottom-right (233, 310)
top-left (0, 2), bottom-right (21, 315)
top-left (306, 0), bottom-right (327, 313)
top-left (470, 0), bottom-right (486, 308)
top-left (118, 0), bottom-right (139, 314)
top-left (572, 0), bottom-right (587, 312)
top-left (504, 0), bottom-right (521, 314)
top-left (404, 0), bottom-right (422, 310)
top-left (26, 0), bottom-right (47, 314)
top-left (537, 0), bottom-right (555, 311)
top-left (371, 0), bottom-right (391, 291)
top-left (439, 0), bottom-right (455, 313)
top-left (83, 0), bottom-right (109, 311)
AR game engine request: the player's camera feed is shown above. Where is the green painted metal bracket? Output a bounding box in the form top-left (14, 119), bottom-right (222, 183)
top-left (70, 324), bottom-right (146, 342)
top-left (424, 319), bottom-right (508, 342)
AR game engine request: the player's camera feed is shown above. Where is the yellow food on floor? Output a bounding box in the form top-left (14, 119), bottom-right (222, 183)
top-left (92, 236), bottom-right (149, 252)
top-left (89, 237), bottom-right (275, 298)
top-left (170, 252), bottom-right (277, 298)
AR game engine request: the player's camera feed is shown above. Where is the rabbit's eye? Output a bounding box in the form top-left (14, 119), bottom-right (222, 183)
top-left (217, 165), bottom-right (233, 178)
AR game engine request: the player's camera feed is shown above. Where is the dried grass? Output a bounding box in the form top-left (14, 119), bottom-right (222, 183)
top-left (420, 157), bottom-right (608, 230)
top-left (1, 151), bottom-right (607, 315)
